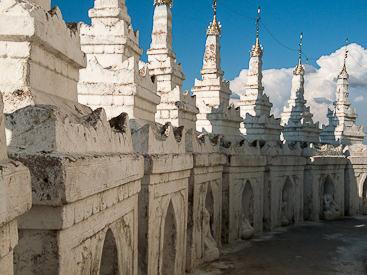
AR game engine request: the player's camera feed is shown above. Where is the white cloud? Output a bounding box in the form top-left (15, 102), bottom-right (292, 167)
top-left (355, 95), bottom-right (365, 102)
top-left (230, 43), bottom-right (367, 127)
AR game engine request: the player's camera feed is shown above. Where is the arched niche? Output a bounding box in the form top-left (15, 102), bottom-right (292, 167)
top-left (205, 182), bottom-right (215, 236)
top-left (324, 175), bottom-right (334, 196)
top-left (363, 177), bottom-right (367, 215)
top-left (322, 175), bottom-right (335, 217)
top-left (242, 181), bottom-right (254, 226)
top-left (162, 201), bottom-right (177, 275)
top-left (100, 229), bottom-right (119, 275)
top-left (281, 177), bottom-right (294, 226)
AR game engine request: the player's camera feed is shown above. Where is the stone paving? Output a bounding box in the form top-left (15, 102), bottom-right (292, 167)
top-left (190, 216), bottom-right (367, 275)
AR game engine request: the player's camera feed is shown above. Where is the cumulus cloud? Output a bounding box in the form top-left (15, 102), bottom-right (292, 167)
top-left (355, 95), bottom-right (365, 102)
top-left (230, 43), bottom-right (367, 127)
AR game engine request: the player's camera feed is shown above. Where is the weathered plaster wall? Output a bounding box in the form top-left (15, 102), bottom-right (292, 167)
top-left (0, 89), bottom-right (32, 274)
top-left (185, 131), bottom-right (225, 272)
top-left (133, 123), bottom-right (192, 275)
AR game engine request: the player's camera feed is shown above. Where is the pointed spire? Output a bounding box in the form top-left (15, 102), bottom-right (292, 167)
top-left (294, 33), bottom-right (305, 75)
top-left (154, 0), bottom-right (173, 8)
top-left (206, 0), bottom-right (222, 37)
top-left (339, 38), bottom-right (349, 79)
top-left (251, 6), bottom-right (263, 57)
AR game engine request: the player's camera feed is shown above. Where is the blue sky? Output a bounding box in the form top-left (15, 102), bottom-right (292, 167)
top-left (52, 0), bottom-right (367, 91)
top-left (52, 0), bottom-right (367, 136)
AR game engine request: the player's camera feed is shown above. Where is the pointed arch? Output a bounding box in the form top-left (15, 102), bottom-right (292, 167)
top-left (321, 175), bottom-right (335, 219)
top-left (242, 181), bottom-right (254, 226)
top-left (162, 200), bottom-right (177, 275)
top-left (282, 177), bottom-right (294, 224)
top-left (324, 175), bottom-right (334, 196)
top-left (362, 178), bottom-right (367, 198)
top-left (205, 182), bottom-right (215, 236)
top-left (362, 176), bottom-right (367, 215)
top-left (100, 229), bottom-right (119, 275)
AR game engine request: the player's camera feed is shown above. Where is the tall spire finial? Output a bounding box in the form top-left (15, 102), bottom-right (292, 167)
top-left (206, 0), bottom-right (222, 37)
top-left (251, 6), bottom-right (263, 57)
top-left (154, 0), bottom-right (173, 8)
top-left (294, 32), bottom-right (305, 75)
top-left (256, 6), bottom-right (261, 39)
top-left (339, 38), bottom-right (349, 79)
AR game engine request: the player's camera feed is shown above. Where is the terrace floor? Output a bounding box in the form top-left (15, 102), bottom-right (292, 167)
top-left (190, 216), bottom-right (367, 275)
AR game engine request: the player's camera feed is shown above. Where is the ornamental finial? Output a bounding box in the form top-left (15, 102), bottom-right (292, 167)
top-left (294, 33), bottom-right (305, 75)
top-left (339, 38), bottom-right (349, 79)
top-left (154, 0), bottom-right (173, 8)
top-left (206, 0), bottom-right (222, 37)
top-left (251, 6), bottom-right (263, 57)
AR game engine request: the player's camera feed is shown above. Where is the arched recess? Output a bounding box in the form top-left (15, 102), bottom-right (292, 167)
top-left (282, 177), bottom-right (294, 224)
top-left (321, 175), bottom-right (335, 218)
top-left (242, 181), bottom-right (254, 227)
top-left (324, 175), bottom-right (334, 196)
top-left (100, 229), bottom-right (119, 275)
top-left (205, 182), bottom-right (215, 237)
top-left (162, 201), bottom-right (177, 275)
top-left (362, 177), bottom-right (367, 215)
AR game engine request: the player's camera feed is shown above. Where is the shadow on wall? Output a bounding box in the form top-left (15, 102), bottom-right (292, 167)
top-left (205, 183), bottom-right (215, 237)
top-left (281, 177), bottom-right (294, 226)
top-left (162, 201), bottom-right (177, 275)
top-left (242, 181), bottom-right (254, 227)
top-left (100, 229), bottom-right (119, 275)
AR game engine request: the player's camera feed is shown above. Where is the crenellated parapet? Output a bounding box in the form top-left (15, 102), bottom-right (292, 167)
top-left (5, 106), bottom-right (135, 155)
top-left (260, 140), bottom-right (302, 157)
top-left (131, 122), bottom-right (185, 154)
top-left (199, 102), bottom-right (242, 138)
top-left (185, 129), bottom-right (220, 154)
top-left (79, 56), bottom-right (159, 121)
top-left (301, 143), bottom-right (343, 158)
top-left (241, 112), bottom-right (283, 143)
top-left (220, 138), bottom-right (261, 156)
top-left (78, 0), bottom-right (160, 122)
top-left (155, 88), bottom-right (199, 130)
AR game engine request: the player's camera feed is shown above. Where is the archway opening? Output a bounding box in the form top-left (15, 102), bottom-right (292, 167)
top-left (162, 201), bottom-right (177, 275)
top-left (281, 177), bottom-right (294, 226)
top-left (242, 181), bottom-right (254, 227)
top-left (324, 175), bottom-right (334, 196)
top-left (363, 178), bottom-right (367, 215)
top-left (322, 175), bottom-right (335, 218)
top-left (322, 175), bottom-right (340, 220)
top-left (100, 229), bottom-right (119, 275)
top-left (205, 183), bottom-right (215, 237)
